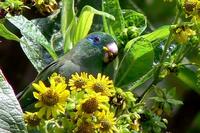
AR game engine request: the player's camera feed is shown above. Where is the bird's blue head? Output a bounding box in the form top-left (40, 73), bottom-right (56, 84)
top-left (86, 32), bottom-right (118, 63)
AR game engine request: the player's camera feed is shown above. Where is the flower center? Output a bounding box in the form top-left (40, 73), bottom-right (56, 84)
top-left (41, 89), bottom-right (59, 106)
top-left (82, 98), bottom-right (98, 113)
top-left (54, 77), bottom-right (62, 83)
top-left (184, 1), bottom-right (196, 12)
top-left (24, 113), bottom-right (41, 127)
top-left (74, 79), bottom-right (86, 88)
top-left (77, 122), bottom-right (94, 133)
top-left (92, 83), bottom-right (104, 93)
top-left (100, 120), bottom-right (111, 131)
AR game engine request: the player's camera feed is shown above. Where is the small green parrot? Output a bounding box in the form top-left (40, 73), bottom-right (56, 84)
top-left (19, 32), bottom-right (118, 109)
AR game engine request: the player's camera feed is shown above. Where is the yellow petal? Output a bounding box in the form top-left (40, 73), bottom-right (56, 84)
top-left (50, 79), bottom-right (56, 88)
top-left (39, 81), bottom-right (47, 91)
top-left (56, 83), bottom-right (67, 93)
top-left (97, 73), bottom-right (101, 80)
top-left (32, 83), bottom-right (44, 93)
top-left (59, 90), bottom-right (69, 102)
top-left (56, 104), bottom-right (65, 113)
top-left (33, 92), bottom-right (40, 99)
top-left (35, 102), bottom-right (43, 108)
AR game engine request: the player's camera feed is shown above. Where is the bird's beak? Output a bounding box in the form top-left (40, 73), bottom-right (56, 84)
top-left (103, 42), bottom-right (118, 63)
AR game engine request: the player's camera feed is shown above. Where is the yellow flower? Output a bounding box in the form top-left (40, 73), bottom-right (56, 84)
top-left (184, 0), bottom-right (197, 15)
top-left (69, 72), bottom-right (88, 91)
top-left (75, 117), bottom-right (95, 133)
top-left (32, 80), bottom-right (69, 119)
top-left (49, 72), bottom-right (66, 86)
top-left (35, 0), bottom-right (58, 15)
top-left (131, 119), bottom-right (140, 131)
top-left (24, 112), bottom-right (41, 127)
top-left (96, 110), bottom-right (118, 133)
top-left (174, 26), bottom-right (196, 44)
top-left (85, 73), bottom-right (115, 96)
top-left (76, 90), bottom-right (109, 115)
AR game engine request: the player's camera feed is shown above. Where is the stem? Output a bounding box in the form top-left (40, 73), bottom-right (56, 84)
top-left (175, 44), bottom-right (193, 64)
top-left (153, 8), bottom-right (181, 82)
top-left (139, 85), bottom-right (154, 103)
top-left (139, 5), bottom-right (181, 103)
top-left (128, 68), bottom-right (155, 91)
top-left (179, 62), bottom-right (200, 67)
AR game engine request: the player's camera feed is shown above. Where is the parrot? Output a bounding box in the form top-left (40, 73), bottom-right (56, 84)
top-left (19, 32), bottom-right (118, 109)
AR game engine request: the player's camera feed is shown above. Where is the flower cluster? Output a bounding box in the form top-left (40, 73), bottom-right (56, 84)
top-left (183, 0), bottom-right (200, 21)
top-left (24, 72), bottom-right (142, 132)
top-left (173, 25), bottom-right (196, 44)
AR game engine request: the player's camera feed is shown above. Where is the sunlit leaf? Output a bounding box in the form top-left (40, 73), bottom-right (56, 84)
top-left (20, 36), bottom-right (53, 72)
top-left (0, 23), bottom-right (20, 42)
top-left (32, 15), bottom-right (64, 57)
top-left (61, 0), bottom-right (75, 35)
top-left (61, 0), bottom-right (76, 53)
top-left (102, 0), bottom-right (125, 35)
top-left (115, 38), bottom-right (154, 87)
top-left (142, 25), bottom-right (170, 42)
top-left (8, 15), bottom-right (58, 60)
top-left (0, 69), bottom-right (27, 133)
top-left (73, 5), bottom-right (114, 44)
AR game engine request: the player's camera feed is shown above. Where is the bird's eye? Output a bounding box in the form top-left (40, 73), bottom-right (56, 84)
top-left (93, 36), bottom-right (100, 43)
top-left (87, 35), bottom-right (101, 46)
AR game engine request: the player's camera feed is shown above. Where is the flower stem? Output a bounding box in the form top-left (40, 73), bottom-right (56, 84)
top-left (139, 5), bottom-right (181, 103)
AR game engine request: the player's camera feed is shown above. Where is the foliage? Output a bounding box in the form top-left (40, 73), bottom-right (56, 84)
top-left (0, 0), bottom-right (200, 132)
top-left (0, 69), bottom-right (26, 133)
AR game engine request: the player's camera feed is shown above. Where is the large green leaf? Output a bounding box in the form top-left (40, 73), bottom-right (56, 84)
top-left (61, 0), bottom-right (76, 53)
top-left (0, 23), bottom-right (20, 42)
top-left (20, 37), bottom-right (52, 72)
top-left (102, 0), bottom-right (125, 35)
top-left (61, 0), bottom-right (75, 36)
top-left (142, 25), bottom-right (170, 42)
top-left (115, 38), bottom-right (154, 87)
top-left (32, 14), bottom-right (64, 57)
top-left (73, 5), bottom-right (114, 44)
top-left (8, 15), bottom-right (58, 60)
top-left (0, 70), bottom-right (27, 133)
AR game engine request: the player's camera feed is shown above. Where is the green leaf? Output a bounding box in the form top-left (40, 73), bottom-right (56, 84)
top-left (0, 23), bottom-right (20, 42)
top-left (163, 102), bottom-right (171, 113)
top-left (102, 0), bottom-right (125, 35)
top-left (8, 15), bottom-right (58, 60)
top-left (20, 36), bottom-right (53, 72)
top-left (73, 5), bottom-right (114, 44)
top-left (149, 97), bottom-right (165, 102)
top-left (115, 38), bottom-right (154, 87)
top-left (154, 87), bottom-right (164, 97)
top-left (142, 25), bottom-right (170, 42)
top-left (61, 0), bottom-right (76, 53)
top-left (122, 9), bottom-right (147, 35)
top-left (167, 99), bottom-right (183, 105)
top-left (0, 70), bottom-right (27, 133)
top-left (61, 0), bottom-right (75, 36)
top-left (166, 87), bottom-right (176, 98)
top-left (127, 68), bottom-right (155, 91)
top-left (32, 15), bottom-right (64, 57)
top-left (177, 67), bottom-right (200, 94)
